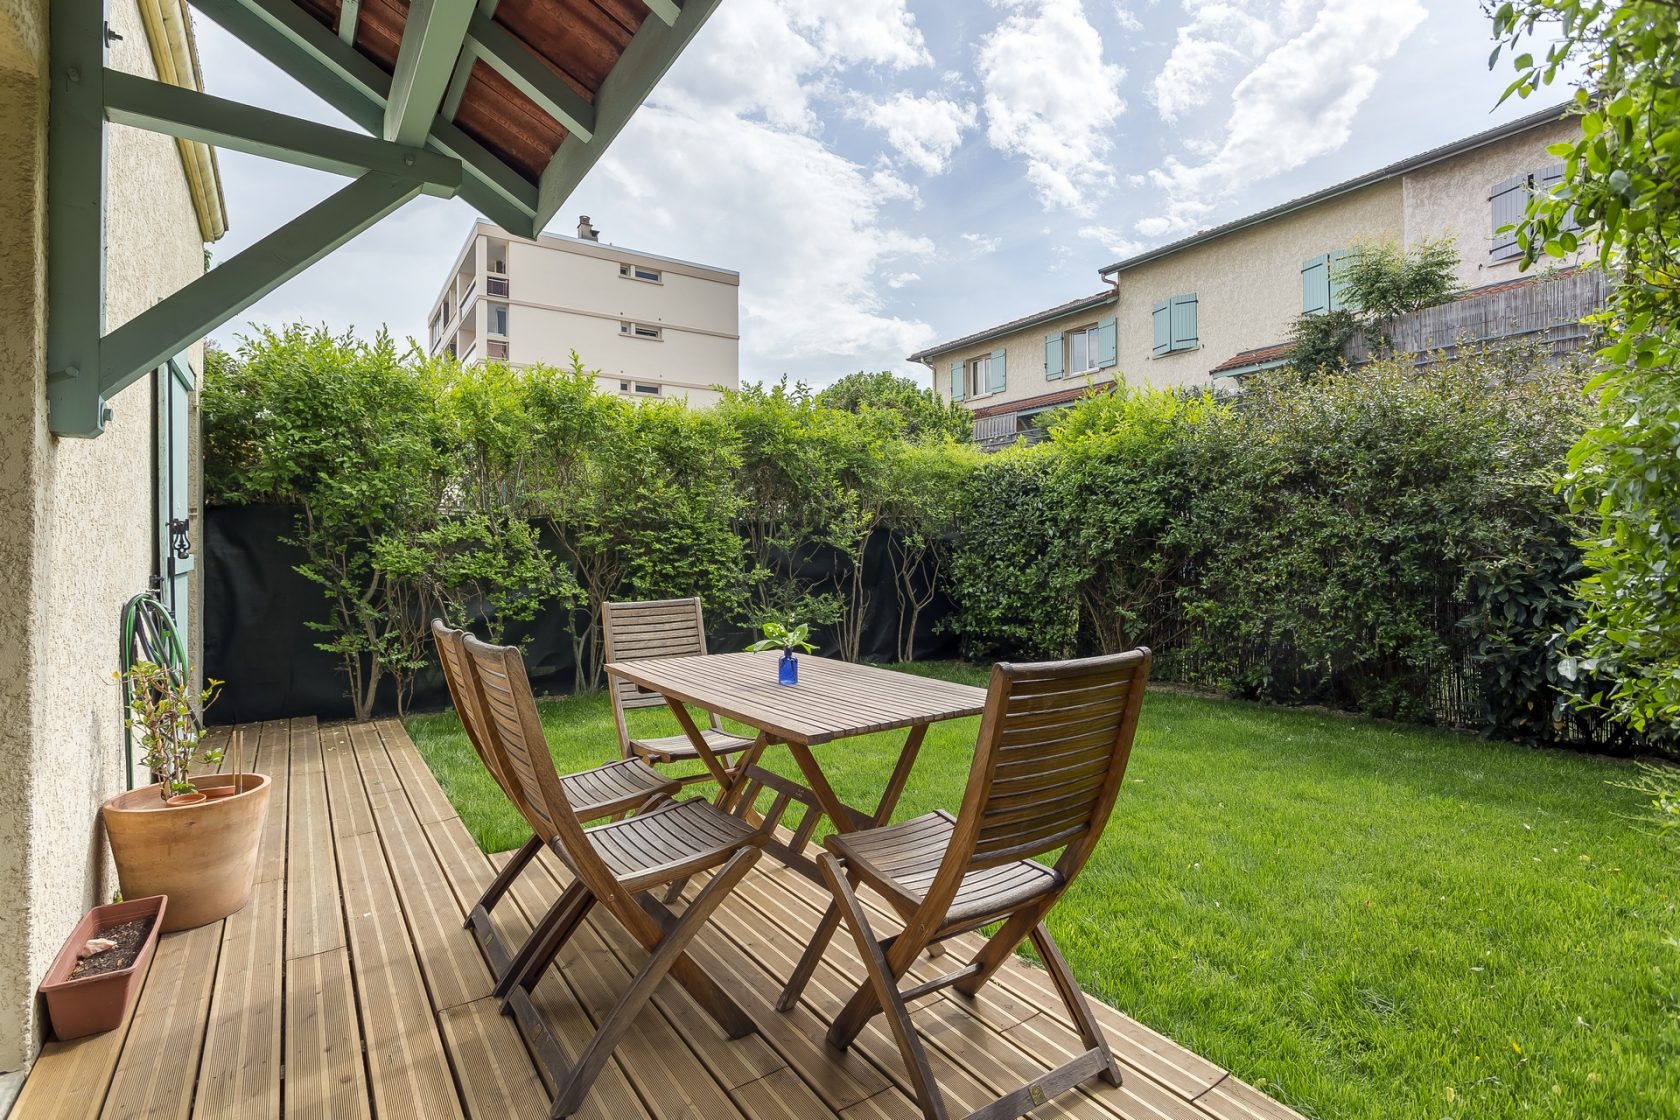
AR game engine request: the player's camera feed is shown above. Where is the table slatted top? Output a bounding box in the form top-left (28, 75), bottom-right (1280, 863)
top-left (604, 652), bottom-right (989, 745)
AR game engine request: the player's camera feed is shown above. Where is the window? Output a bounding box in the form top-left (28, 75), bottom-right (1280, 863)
top-left (429, 309), bottom-right (442, 346)
top-left (1490, 163), bottom-right (1574, 260)
top-left (1151, 294), bottom-right (1198, 356)
top-left (619, 262), bottom-right (663, 283)
top-left (950, 349), bottom-right (1006, 401)
top-left (1302, 251), bottom-right (1353, 315)
top-left (487, 303), bottom-right (508, 336)
top-left (485, 339), bottom-right (508, 360)
top-left (1045, 317), bottom-right (1115, 379)
top-left (634, 382), bottom-right (661, 395)
top-left (620, 321), bottom-right (663, 341)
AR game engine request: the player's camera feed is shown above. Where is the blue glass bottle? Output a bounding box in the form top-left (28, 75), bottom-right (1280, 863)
top-left (778, 650), bottom-right (798, 686)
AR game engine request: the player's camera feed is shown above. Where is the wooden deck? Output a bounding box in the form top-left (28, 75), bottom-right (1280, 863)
top-left (17, 717), bottom-right (1302, 1120)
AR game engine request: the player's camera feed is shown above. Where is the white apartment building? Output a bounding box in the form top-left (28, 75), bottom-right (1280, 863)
top-left (427, 218), bottom-right (740, 405)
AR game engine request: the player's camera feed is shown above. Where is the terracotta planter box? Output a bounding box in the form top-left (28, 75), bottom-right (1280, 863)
top-left (39, 895), bottom-right (167, 1040)
top-left (102, 773), bottom-right (271, 932)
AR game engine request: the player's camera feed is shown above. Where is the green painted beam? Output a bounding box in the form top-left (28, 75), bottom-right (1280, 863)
top-left (440, 42), bottom-right (477, 120)
top-left (643, 0), bottom-right (680, 27)
top-left (192, 0), bottom-right (539, 235)
top-left (103, 69), bottom-right (461, 195)
top-left (337, 0), bottom-right (358, 44)
top-left (46, 0), bottom-right (111, 437)
top-left (384, 0), bottom-right (474, 145)
top-left (99, 171), bottom-right (425, 399)
top-left (533, 0), bottom-right (720, 232)
top-left (466, 12), bottom-right (594, 141)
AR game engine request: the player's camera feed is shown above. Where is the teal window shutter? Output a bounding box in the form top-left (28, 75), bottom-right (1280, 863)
top-left (950, 360), bottom-right (964, 402)
top-left (990, 348), bottom-right (1007, 393)
top-left (1095, 316), bottom-right (1117, 368)
top-left (1151, 301), bottom-right (1171, 356)
top-left (1170, 294), bottom-right (1197, 351)
top-left (1301, 253), bottom-right (1330, 315)
top-left (1328, 249), bottom-right (1354, 312)
top-left (1045, 332), bottom-right (1063, 379)
top-left (1489, 173), bottom-right (1528, 259)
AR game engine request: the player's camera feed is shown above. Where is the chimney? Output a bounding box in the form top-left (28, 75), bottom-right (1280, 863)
top-left (577, 215), bottom-right (600, 242)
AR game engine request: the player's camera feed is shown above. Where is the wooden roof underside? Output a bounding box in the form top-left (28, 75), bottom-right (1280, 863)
top-left (294, 0), bottom-right (643, 181)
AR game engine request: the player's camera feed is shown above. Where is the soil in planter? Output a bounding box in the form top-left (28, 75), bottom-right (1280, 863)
top-left (67, 916), bottom-right (156, 980)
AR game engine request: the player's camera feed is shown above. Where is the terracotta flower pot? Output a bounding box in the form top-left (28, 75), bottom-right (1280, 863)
top-left (39, 895), bottom-right (167, 1039)
top-left (102, 773), bottom-right (271, 932)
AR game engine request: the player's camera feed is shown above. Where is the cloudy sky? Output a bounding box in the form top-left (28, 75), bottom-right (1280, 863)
top-left (194, 0), bottom-right (1552, 388)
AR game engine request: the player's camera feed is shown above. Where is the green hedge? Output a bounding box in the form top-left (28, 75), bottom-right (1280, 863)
top-left (204, 327), bottom-right (1639, 746)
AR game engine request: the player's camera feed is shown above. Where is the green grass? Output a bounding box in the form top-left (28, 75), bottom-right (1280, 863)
top-left (406, 663), bottom-right (1679, 1120)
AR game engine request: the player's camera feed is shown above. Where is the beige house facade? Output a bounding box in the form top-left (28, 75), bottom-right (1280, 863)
top-left (428, 219), bottom-right (740, 407)
top-left (0, 0), bottom-right (222, 1096)
top-left (912, 105), bottom-right (1584, 444)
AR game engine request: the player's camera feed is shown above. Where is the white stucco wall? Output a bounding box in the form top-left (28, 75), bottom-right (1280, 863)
top-left (0, 0), bottom-right (205, 1078)
top-left (1402, 116), bottom-right (1586, 289)
top-left (924, 298), bottom-right (1120, 411)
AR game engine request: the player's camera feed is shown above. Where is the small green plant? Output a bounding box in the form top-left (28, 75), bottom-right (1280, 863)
top-left (117, 661), bottom-right (223, 801)
top-left (746, 620), bottom-right (816, 654)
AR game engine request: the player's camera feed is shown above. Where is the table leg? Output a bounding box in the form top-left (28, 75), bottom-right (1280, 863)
top-left (871, 723), bottom-right (928, 826)
top-left (718, 732), bottom-right (772, 815)
top-left (662, 696), bottom-right (737, 790)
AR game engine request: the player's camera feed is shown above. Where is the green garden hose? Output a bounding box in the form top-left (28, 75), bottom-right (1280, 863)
top-left (118, 593), bottom-right (190, 790)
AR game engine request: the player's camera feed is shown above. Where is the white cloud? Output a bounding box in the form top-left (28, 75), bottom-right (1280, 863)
top-left (977, 0), bottom-right (1128, 213)
top-left (1148, 1), bottom-right (1309, 122)
top-left (1112, 3), bottom-right (1144, 32)
top-left (1138, 0), bottom-right (1427, 237)
top-left (1078, 224), bottom-right (1146, 258)
top-left (784, 0), bottom-right (932, 70)
top-left (591, 103), bottom-right (936, 373)
top-left (858, 92), bottom-right (979, 175)
top-left (962, 232), bottom-right (1003, 254)
top-left (657, 0), bottom-right (931, 132)
top-left (887, 272), bottom-right (921, 288)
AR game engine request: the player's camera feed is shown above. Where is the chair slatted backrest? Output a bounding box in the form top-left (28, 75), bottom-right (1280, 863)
top-left (937, 650), bottom-right (1151, 900)
top-left (431, 620), bottom-right (512, 796)
top-left (461, 634), bottom-right (633, 906)
top-left (602, 598), bottom-right (711, 711)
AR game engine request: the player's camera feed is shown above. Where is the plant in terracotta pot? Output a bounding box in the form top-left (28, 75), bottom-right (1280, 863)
top-left (102, 663), bottom-right (272, 932)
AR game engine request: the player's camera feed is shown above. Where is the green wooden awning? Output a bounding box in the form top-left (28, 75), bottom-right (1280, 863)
top-left (47, 0), bottom-right (720, 436)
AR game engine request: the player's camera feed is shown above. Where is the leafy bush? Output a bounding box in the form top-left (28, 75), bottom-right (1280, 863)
top-left (1492, 1), bottom-right (1680, 738)
top-left (1176, 352), bottom-right (1586, 720)
top-left (814, 370), bottom-right (974, 441)
top-left (1286, 239), bottom-right (1461, 375)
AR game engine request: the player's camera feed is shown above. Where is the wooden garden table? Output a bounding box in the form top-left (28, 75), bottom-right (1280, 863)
top-left (603, 651), bottom-right (988, 882)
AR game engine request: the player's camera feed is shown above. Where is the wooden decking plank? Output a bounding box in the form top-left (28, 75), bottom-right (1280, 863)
top-left (528, 849), bottom-right (787, 1093)
top-left (1190, 1077), bottom-right (1306, 1120)
top-left (336, 825), bottom-right (465, 1119)
top-left (97, 923), bottom-right (222, 1120)
top-left (1000, 1013), bottom-right (1218, 1120)
top-left (439, 998), bottom-right (553, 1120)
top-left (731, 1066), bottom-right (844, 1120)
top-left (287, 718), bottom-right (345, 960)
top-left (358, 723), bottom-right (495, 1012)
top-left (13, 949), bottom-right (149, 1120)
top-left (285, 948), bottom-right (371, 1120)
top-left (251, 719), bottom-right (292, 885)
top-left (322, 722), bottom-right (376, 839)
top-left (492, 852), bottom-right (699, 1120)
top-left (192, 875), bottom-right (284, 1118)
top-left (374, 718), bottom-right (459, 825)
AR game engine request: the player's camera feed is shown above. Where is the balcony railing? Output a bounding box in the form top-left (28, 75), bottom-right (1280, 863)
top-left (485, 275), bottom-right (509, 297)
top-left (458, 280), bottom-right (477, 310)
top-left (485, 339), bottom-right (508, 360)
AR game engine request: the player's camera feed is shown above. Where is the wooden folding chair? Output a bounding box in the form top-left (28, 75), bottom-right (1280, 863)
top-left (461, 632), bottom-right (769, 1119)
top-left (602, 597), bottom-right (756, 788)
top-left (430, 620), bottom-right (679, 979)
top-left (777, 649), bottom-right (1152, 1120)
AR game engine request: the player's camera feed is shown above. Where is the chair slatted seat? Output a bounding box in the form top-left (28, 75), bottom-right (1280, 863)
top-left (777, 649), bottom-right (1153, 1120)
top-left (431, 621), bottom-right (678, 979)
top-left (602, 598), bottom-right (756, 781)
top-left (461, 633), bottom-right (769, 1119)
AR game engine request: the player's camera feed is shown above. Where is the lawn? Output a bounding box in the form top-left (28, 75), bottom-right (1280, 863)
top-left (406, 662), bottom-right (1679, 1120)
